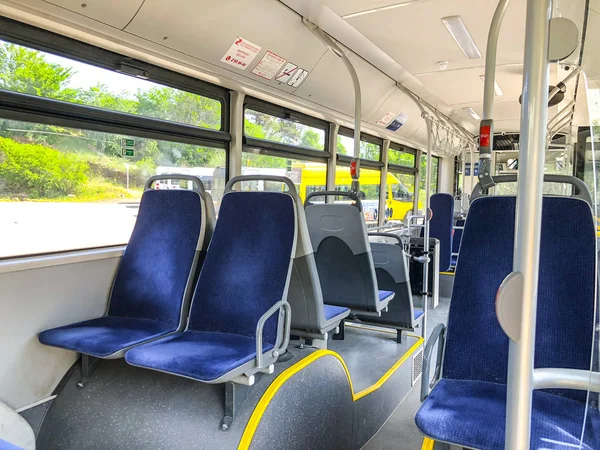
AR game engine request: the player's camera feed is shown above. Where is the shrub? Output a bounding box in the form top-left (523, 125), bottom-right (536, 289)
top-left (0, 137), bottom-right (89, 198)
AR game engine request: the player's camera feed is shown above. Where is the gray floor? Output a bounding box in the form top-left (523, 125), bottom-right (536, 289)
top-left (363, 295), bottom-right (451, 450)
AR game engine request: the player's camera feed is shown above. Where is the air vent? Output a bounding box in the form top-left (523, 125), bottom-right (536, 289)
top-left (412, 347), bottom-right (424, 386)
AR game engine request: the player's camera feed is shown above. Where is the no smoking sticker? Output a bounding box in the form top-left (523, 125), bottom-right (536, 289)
top-left (221, 37), bottom-right (261, 70)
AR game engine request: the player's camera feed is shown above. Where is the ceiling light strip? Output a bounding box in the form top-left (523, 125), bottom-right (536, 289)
top-left (342, 0), bottom-right (428, 19)
top-left (441, 15), bottom-right (482, 59)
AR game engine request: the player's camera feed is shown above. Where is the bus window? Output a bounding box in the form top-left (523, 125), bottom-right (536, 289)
top-left (334, 165), bottom-right (381, 226)
top-left (241, 153), bottom-right (326, 197)
top-left (388, 147), bottom-right (416, 168)
top-left (420, 154), bottom-right (440, 200)
top-left (0, 39), bottom-right (223, 130)
top-left (337, 133), bottom-right (381, 161)
top-left (0, 120), bottom-right (225, 258)
top-left (244, 109), bottom-right (326, 151)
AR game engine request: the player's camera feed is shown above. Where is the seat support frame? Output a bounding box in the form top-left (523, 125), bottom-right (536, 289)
top-left (77, 354), bottom-right (102, 389)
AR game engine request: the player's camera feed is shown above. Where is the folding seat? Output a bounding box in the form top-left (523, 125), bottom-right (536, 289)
top-left (39, 176), bottom-right (213, 385)
top-left (125, 176), bottom-right (296, 388)
top-left (286, 186), bottom-right (350, 341)
top-left (304, 191), bottom-right (394, 316)
top-left (354, 233), bottom-right (423, 343)
top-left (415, 196), bottom-right (600, 449)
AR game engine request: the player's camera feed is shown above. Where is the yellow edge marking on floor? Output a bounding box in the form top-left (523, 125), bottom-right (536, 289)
top-left (238, 336), bottom-right (424, 449)
top-left (421, 437), bottom-right (435, 450)
top-left (440, 271), bottom-right (455, 276)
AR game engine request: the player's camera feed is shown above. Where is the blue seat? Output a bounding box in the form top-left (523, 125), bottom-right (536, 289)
top-left (415, 196), bottom-right (599, 449)
top-left (0, 439), bottom-right (23, 450)
top-left (125, 189), bottom-right (296, 384)
top-left (39, 187), bottom-right (209, 359)
top-left (421, 193), bottom-right (454, 272)
top-left (354, 234), bottom-right (423, 342)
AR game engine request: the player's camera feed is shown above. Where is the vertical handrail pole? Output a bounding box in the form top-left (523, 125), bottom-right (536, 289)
top-left (421, 114), bottom-right (433, 341)
top-left (303, 19), bottom-right (362, 194)
top-left (505, 0), bottom-right (552, 448)
top-left (479, 0), bottom-right (512, 188)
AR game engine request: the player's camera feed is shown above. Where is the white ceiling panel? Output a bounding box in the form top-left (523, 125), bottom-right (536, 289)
top-left (294, 48), bottom-right (397, 122)
top-left (346, 0), bottom-right (527, 75)
top-left (43, 0), bottom-right (143, 29)
top-left (415, 65), bottom-right (524, 106)
top-left (322, 0), bottom-right (424, 18)
top-left (365, 89), bottom-right (424, 138)
top-left (125, 0), bottom-right (327, 94)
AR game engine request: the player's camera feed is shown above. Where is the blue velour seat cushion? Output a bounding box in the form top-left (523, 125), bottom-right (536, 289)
top-left (378, 290), bottom-right (394, 302)
top-left (414, 308), bottom-right (424, 320)
top-left (38, 190), bottom-right (203, 357)
top-left (422, 193), bottom-right (454, 272)
top-left (39, 316), bottom-right (175, 358)
top-left (125, 331), bottom-right (275, 382)
top-left (324, 304), bottom-right (350, 321)
top-left (416, 196), bottom-right (598, 448)
top-left (125, 191), bottom-right (296, 381)
top-left (0, 439), bottom-right (23, 450)
top-left (416, 379), bottom-right (600, 450)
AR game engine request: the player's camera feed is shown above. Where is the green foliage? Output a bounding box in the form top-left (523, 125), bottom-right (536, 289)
top-left (337, 136), bottom-right (348, 155)
top-left (420, 154), bottom-right (439, 193)
top-left (388, 149), bottom-right (415, 167)
top-left (0, 137), bottom-right (88, 198)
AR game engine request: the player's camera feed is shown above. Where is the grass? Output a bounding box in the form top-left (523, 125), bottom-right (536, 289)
top-left (0, 178), bottom-right (143, 203)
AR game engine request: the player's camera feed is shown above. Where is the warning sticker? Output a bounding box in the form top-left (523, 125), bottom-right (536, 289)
top-left (252, 51), bottom-right (286, 80)
top-left (288, 68), bottom-right (309, 88)
top-left (377, 111), bottom-right (396, 127)
top-left (276, 62), bottom-right (298, 84)
top-left (386, 113), bottom-right (408, 132)
top-left (221, 37), bottom-right (261, 70)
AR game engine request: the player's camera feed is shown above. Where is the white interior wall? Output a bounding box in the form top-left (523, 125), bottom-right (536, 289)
top-left (0, 256), bottom-right (120, 410)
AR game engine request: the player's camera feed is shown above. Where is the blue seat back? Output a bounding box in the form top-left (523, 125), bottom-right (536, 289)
top-left (421, 193), bottom-right (454, 272)
top-left (443, 196), bottom-right (596, 403)
top-left (108, 190), bottom-right (203, 327)
top-left (187, 191), bottom-right (296, 345)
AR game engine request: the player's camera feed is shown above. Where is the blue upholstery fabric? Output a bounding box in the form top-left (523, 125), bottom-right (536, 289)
top-left (108, 190), bottom-right (202, 325)
top-left (125, 331), bottom-right (275, 382)
top-left (416, 196), bottom-right (597, 449)
top-left (414, 308), bottom-right (424, 320)
top-left (0, 440), bottom-right (22, 450)
top-left (125, 191), bottom-right (296, 382)
top-left (38, 316), bottom-right (174, 358)
top-left (324, 304), bottom-right (350, 321)
top-left (38, 190), bottom-right (203, 357)
top-left (378, 290), bottom-right (394, 302)
top-left (416, 379), bottom-right (600, 450)
top-left (422, 193), bottom-right (454, 272)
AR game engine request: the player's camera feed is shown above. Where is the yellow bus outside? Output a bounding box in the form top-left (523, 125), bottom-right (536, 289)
top-left (291, 163), bottom-right (417, 221)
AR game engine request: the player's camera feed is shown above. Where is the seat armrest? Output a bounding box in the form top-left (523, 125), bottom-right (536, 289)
top-left (255, 299), bottom-right (291, 368)
top-left (421, 323), bottom-right (446, 402)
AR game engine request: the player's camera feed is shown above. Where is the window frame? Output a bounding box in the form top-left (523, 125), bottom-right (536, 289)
top-left (243, 96), bottom-right (331, 160)
top-left (0, 16), bottom-right (230, 133)
top-left (337, 127), bottom-right (384, 169)
top-left (0, 18), bottom-right (231, 260)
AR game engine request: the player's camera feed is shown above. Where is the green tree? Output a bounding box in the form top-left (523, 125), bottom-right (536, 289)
top-left (337, 136), bottom-right (348, 155)
top-left (300, 130), bottom-right (321, 149)
top-left (0, 43), bottom-right (78, 101)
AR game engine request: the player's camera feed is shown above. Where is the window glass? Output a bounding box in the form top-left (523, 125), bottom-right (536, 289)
top-left (386, 171), bottom-right (417, 222)
top-left (388, 147), bottom-right (416, 168)
top-left (337, 134), bottom-right (381, 161)
top-left (241, 153), bottom-right (326, 201)
top-left (0, 40), bottom-right (222, 129)
top-left (0, 120), bottom-right (225, 258)
top-left (333, 165), bottom-right (381, 227)
top-left (244, 109), bottom-right (325, 150)
top-left (420, 154), bottom-right (439, 197)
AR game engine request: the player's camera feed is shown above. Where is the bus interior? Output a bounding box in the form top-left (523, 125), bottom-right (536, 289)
top-left (0, 0), bottom-right (599, 449)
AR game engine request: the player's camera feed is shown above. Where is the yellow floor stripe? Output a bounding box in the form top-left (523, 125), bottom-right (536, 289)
top-left (421, 437), bottom-right (435, 450)
top-left (238, 336), bottom-right (424, 449)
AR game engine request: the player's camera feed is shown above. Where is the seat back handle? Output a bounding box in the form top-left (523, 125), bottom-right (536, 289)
top-left (145, 174), bottom-right (207, 198)
top-left (225, 175), bottom-right (298, 197)
top-left (305, 191), bottom-right (363, 212)
top-left (367, 232), bottom-right (403, 246)
top-left (471, 174), bottom-right (593, 206)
